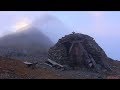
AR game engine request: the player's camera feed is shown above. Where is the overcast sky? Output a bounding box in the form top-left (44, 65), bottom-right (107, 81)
top-left (0, 11), bottom-right (119, 60)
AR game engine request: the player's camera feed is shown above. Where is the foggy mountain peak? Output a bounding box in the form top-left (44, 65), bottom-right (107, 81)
top-left (10, 14), bottom-right (72, 43)
top-left (32, 14), bottom-right (72, 43)
top-left (0, 25), bottom-right (54, 55)
top-left (0, 14), bottom-right (73, 55)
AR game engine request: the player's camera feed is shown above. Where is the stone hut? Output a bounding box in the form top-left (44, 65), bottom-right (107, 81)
top-left (48, 32), bottom-right (111, 72)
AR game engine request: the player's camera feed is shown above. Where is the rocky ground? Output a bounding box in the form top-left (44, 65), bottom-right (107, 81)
top-left (0, 56), bottom-right (65, 79)
top-left (0, 56), bottom-right (120, 79)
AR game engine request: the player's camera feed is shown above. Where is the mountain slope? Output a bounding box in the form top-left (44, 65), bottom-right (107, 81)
top-left (0, 26), bottom-right (53, 55)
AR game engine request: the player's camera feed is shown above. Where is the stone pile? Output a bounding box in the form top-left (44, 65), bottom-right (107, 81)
top-left (48, 32), bottom-right (112, 72)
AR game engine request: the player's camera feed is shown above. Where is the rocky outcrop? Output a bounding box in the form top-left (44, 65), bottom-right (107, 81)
top-left (48, 32), bottom-right (112, 72)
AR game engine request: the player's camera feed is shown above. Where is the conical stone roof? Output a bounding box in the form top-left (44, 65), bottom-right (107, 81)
top-left (48, 32), bottom-right (111, 72)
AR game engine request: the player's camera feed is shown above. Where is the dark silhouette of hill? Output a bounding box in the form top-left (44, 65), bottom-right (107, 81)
top-left (0, 26), bottom-right (53, 55)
